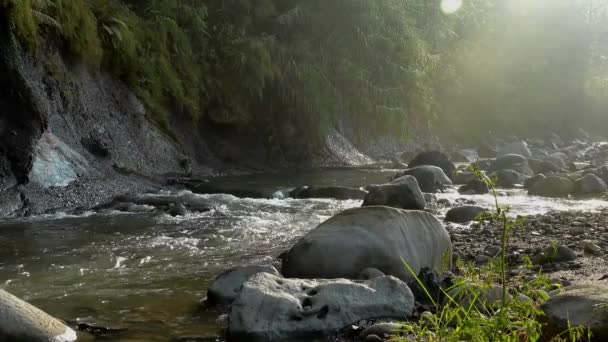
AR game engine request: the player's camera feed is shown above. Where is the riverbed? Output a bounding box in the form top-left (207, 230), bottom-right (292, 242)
top-left (0, 168), bottom-right (606, 341)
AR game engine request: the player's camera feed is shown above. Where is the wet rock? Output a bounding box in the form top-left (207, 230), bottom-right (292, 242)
top-left (0, 289), bottom-right (77, 341)
top-left (408, 151), bottom-right (456, 179)
top-left (452, 171), bottom-right (477, 185)
top-left (533, 245), bottom-right (577, 265)
top-left (360, 323), bottom-right (403, 340)
top-left (573, 174), bottom-right (608, 195)
top-left (568, 226), bottom-right (585, 236)
top-left (282, 206), bottom-right (452, 282)
top-left (363, 176), bottom-right (425, 210)
top-left (167, 203), bottom-right (187, 217)
top-left (484, 246), bottom-right (502, 257)
top-left (528, 176), bottom-right (574, 197)
top-left (582, 241), bottom-right (602, 256)
top-left (497, 141), bottom-right (532, 158)
top-left (358, 268), bottom-right (385, 280)
top-left (289, 186), bottom-right (368, 200)
top-left (365, 334), bottom-right (384, 342)
top-left (495, 169), bottom-right (527, 188)
top-left (445, 206), bottom-right (489, 224)
top-left (489, 154), bottom-right (534, 176)
top-left (206, 265), bottom-right (280, 305)
top-left (542, 284), bottom-right (608, 340)
top-left (228, 273), bottom-right (415, 342)
top-left (458, 179), bottom-right (489, 194)
top-left (391, 165), bottom-right (452, 193)
top-left (524, 174), bottom-right (546, 190)
top-left (545, 154), bottom-right (568, 170)
top-left (423, 193), bottom-right (436, 204)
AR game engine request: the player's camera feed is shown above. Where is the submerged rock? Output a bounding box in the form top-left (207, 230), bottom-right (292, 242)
top-left (0, 289), bottom-right (77, 341)
top-left (281, 206), bottom-right (452, 282)
top-left (542, 285), bottom-right (608, 339)
top-left (408, 151), bottom-right (456, 179)
top-left (445, 206), bottom-right (489, 224)
top-left (228, 273), bottom-right (414, 341)
top-left (392, 165), bottom-right (452, 193)
top-left (289, 186), bottom-right (367, 200)
top-left (206, 265), bottom-right (280, 306)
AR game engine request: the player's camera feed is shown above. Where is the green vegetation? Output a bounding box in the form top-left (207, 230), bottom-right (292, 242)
top-left (1, 0), bottom-right (608, 147)
top-left (397, 165), bottom-right (589, 341)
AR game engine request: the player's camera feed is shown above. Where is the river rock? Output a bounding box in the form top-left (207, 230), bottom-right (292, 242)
top-left (0, 290), bottom-right (77, 341)
top-left (452, 171), bottom-right (477, 185)
top-left (391, 165), bottom-right (452, 193)
top-left (408, 151), bottom-right (456, 179)
top-left (524, 174), bottom-right (546, 190)
top-left (497, 141), bottom-right (532, 158)
top-left (495, 169), bottom-right (527, 188)
top-left (281, 206), bottom-right (452, 282)
top-left (542, 285), bottom-right (608, 339)
top-left (573, 174), bottom-right (608, 195)
top-left (445, 206), bottom-right (489, 224)
top-left (227, 273), bottom-right (415, 341)
top-left (533, 245), bottom-right (576, 265)
top-left (363, 176), bottom-right (425, 210)
top-left (545, 154), bottom-right (568, 170)
top-left (289, 186), bottom-right (368, 200)
top-left (206, 265), bottom-right (280, 305)
top-left (528, 176), bottom-right (574, 197)
top-left (458, 179), bottom-right (489, 194)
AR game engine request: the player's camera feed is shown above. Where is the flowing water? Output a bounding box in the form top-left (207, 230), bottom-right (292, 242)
top-left (0, 168), bottom-right (606, 341)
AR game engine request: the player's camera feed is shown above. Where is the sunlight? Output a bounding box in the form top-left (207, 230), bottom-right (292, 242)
top-left (441, 0), bottom-right (463, 14)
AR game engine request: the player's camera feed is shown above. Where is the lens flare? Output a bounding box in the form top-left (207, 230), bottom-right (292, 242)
top-left (441, 0), bottom-right (463, 14)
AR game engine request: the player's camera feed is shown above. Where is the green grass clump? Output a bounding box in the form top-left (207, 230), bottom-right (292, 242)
top-left (1, 0), bottom-right (39, 51)
top-left (394, 164), bottom-right (590, 342)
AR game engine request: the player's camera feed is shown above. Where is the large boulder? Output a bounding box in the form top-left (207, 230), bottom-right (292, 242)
top-left (206, 265), bottom-right (280, 305)
top-left (489, 154), bottom-right (534, 176)
top-left (363, 176), bottom-right (425, 210)
top-left (573, 174), bottom-right (608, 195)
top-left (408, 151), bottom-right (456, 179)
top-left (281, 206), bottom-right (452, 282)
top-left (445, 206), bottom-right (489, 224)
top-left (289, 186), bottom-right (368, 200)
top-left (228, 273), bottom-right (415, 341)
top-left (545, 154), bottom-right (568, 170)
top-left (497, 141), bottom-right (532, 158)
top-left (542, 285), bottom-right (608, 340)
top-left (391, 166), bottom-right (452, 193)
top-left (528, 176), bottom-right (574, 198)
top-left (0, 290), bottom-right (77, 341)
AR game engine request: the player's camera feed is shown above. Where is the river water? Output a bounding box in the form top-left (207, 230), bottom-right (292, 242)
top-left (0, 168), bottom-right (606, 341)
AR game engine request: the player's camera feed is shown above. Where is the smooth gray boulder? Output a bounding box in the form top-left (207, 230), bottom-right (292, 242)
top-left (497, 141), bottom-right (532, 158)
top-left (490, 154), bottom-right (534, 176)
top-left (408, 151), bottom-right (456, 179)
top-left (392, 165), bottom-right (452, 193)
top-left (542, 285), bottom-right (608, 339)
top-left (545, 154), bottom-right (568, 170)
top-left (281, 206), bottom-right (452, 282)
top-left (458, 179), bottom-right (489, 194)
top-left (228, 273), bottom-right (415, 342)
top-left (528, 176), bottom-right (574, 197)
top-left (289, 186), bottom-right (368, 200)
top-left (573, 174), bottom-right (608, 195)
top-left (452, 171), bottom-right (477, 185)
top-left (206, 265), bottom-right (280, 305)
top-left (362, 176), bottom-right (425, 210)
top-left (445, 206), bottom-right (489, 223)
top-left (524, 174), bottom-right (546, 190)
top-left (0, 290), bottom-right (77, 341)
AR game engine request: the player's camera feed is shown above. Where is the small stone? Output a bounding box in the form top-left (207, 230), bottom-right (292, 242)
top-left (569, 226), bottom-right (586, 236)
top-left (476, 255), bottom-right (491, 264)
top-left (365, 334), bottom-right (384, 342)
top-left (582, 241), bottom-right (602, 256)
top-left (484, 246), bottom-right (502, 257)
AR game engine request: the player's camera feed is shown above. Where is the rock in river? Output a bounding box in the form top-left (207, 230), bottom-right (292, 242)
top-left (281, 206), bottom-right (452, 282)
top-left (289, 186), bottom-right (368, 200)
top-left (445, 206), bottom-right (489, 224)
top-left (362, 175), bottom-right (425, 210)
top-left (573, 174), bottom-right (608, 195)
top-left (0, 289), bottom-right (77, 341)
top-left (497, 141), bottom-right (532, 158)
top-left (206, 265), bottom-right (280, 305)
top-left (228, 273), bottom-right (414, 341)
top-left (528, 176), bottom-right (574, 198)
top-left (391, 165), bottom-right (452, 193)
top-left (407, 151), bottom-right (456, 179)
top-left (542, 284), bottom-right (608, 339)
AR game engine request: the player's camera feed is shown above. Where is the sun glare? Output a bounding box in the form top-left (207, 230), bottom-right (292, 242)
top-left (441, 0), bottom-right (463, 14)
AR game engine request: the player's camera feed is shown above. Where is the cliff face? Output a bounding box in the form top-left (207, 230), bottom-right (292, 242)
top-left (0, 33), bottom-right (376, 216)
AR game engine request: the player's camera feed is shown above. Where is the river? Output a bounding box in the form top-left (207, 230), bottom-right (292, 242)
top-left (0, 168), bottom-right (606, 341)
